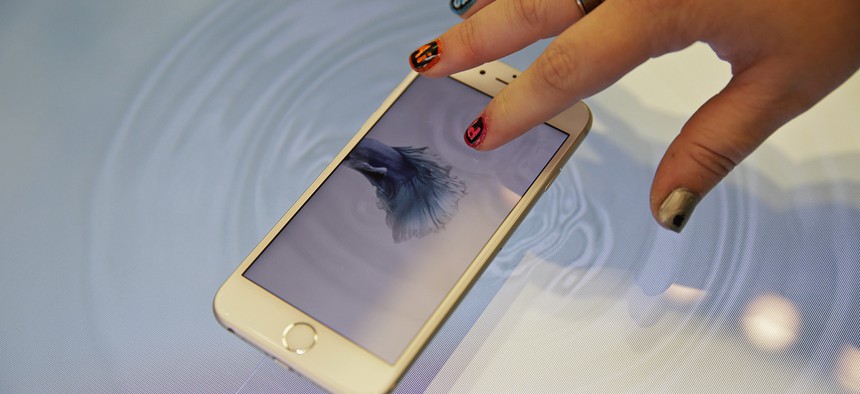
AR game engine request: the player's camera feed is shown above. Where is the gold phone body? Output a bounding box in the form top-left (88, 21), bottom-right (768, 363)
top-left (214, 61), bottom-right (591, 394)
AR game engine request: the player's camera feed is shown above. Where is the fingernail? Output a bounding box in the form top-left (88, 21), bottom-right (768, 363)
top-left (464, 116), bottom-right (486, 148)
top-left (450, 0), bottom-right (477, 15)
top-left (409, 40), bottom-right (442, 72)
top-left (657, 188), bottom-right (700, 233)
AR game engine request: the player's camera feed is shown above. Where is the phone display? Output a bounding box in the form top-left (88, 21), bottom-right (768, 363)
top-left (242, 75), bottom-right (568, 364)
top-left (215, 62), bottom-right (590, 393)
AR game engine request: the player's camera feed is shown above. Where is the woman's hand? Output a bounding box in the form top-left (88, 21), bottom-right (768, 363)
top-left (410, 0), bottom-right (860, 232)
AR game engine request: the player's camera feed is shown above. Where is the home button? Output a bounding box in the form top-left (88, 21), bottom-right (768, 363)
top-left (282, 322), bottom-right (317, 354)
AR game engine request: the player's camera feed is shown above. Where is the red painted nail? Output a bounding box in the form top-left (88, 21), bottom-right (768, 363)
top-left (464, 116), bottom-right (486, 148)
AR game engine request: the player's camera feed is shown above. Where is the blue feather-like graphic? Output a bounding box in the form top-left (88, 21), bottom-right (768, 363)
top-left (345, 138), bottom-right (468, 243)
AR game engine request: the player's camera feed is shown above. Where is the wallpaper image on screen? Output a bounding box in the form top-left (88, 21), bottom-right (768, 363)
top-left (344, 137), bottom-right (468, 243)
top-left (243, 76), bottom-right (567, 363)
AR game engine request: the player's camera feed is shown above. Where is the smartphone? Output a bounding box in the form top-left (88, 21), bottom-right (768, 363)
top-left (213, 61), bottom-right (591, 393)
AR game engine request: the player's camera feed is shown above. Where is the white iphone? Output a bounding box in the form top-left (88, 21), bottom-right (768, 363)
top-left (213, 61), bottom-right (591, 393)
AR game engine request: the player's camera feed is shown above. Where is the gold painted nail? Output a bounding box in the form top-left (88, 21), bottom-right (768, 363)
top-left (657, 188), bottom-right (700, 233)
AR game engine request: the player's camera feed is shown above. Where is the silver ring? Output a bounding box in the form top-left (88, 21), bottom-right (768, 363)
top-left (576, 0), bottom-right (604, 16)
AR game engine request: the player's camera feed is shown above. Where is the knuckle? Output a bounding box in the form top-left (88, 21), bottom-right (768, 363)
top-left (635, 0), bottom-right (679, 17)
top-left (492, 92), bottom-right (515, 119)
top-left (533, 42), bottom-right (581, 95)
top-left (621, 0), bottom-right (694, 54)
top-left (509, 0), bottom-right (546, 32)
top-left (636, 0), bottom-right (686, 23)
top-left (734, 76), bottom-right (810, 130)
top-left (686, 139), bottom-right (739, 181)
top-left (762, 81), bottom-right (814, 118)
top-left (457, 19), bottom-right (486, 60)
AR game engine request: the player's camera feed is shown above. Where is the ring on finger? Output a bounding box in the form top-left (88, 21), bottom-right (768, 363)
top-left (576, 0), bottom-right (604, 16)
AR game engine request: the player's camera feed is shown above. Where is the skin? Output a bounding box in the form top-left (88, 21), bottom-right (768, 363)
top-left (420, 0), bottom-right (860, 230)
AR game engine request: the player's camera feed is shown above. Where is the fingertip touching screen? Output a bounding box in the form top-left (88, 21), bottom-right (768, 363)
top-left (243, 75), bottom-right (568, 363)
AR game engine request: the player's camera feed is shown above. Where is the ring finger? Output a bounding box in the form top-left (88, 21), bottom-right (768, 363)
top-left (412, 0), bottom-right (585, 76)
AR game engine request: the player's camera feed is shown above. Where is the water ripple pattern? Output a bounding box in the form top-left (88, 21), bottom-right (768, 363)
top-left (426, 89), bottom-right (860, 393)
top-left (87, 1), bottom-right (449, 391)
top-left (82, 0), bottom-right (860, 392)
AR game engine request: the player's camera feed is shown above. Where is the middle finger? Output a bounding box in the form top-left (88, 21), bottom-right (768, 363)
top-left (412, 0), bottom-right (583, 76)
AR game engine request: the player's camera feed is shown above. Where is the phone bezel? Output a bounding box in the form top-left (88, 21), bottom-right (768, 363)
top-left (214, 61), bottom-right (592, 394)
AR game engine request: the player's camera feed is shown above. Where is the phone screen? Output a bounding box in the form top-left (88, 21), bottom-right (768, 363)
top-left (243, 75), bottom-right (568, 364)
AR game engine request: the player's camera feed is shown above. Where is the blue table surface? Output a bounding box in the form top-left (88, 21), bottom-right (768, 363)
top-left (2, 1), bottom-right (858, 393)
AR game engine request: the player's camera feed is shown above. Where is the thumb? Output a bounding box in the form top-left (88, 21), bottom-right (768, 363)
top-left (651, 67), bottom-right (802, 232)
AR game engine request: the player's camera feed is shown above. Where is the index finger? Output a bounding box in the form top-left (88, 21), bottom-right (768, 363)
top-left (466, 1), bottom-right (696, 150)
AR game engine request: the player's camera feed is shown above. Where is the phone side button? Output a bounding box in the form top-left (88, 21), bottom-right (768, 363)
top-left (544, 170), bottom-right (561, 192)
top-left (282, 322), bottom-right (318, 355)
